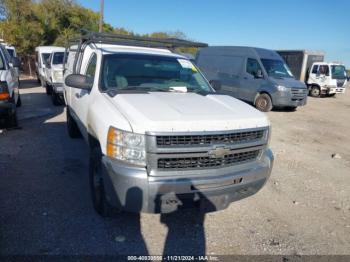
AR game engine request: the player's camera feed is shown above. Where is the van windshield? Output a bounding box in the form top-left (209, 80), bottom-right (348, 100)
top-left (261, 59), bottom-right (294, 78)
top-left (100, 54), bottom-right (213, 93)
top-left (52, 52), bottom-right (65, 65)
top-left (331, 65), bottom-right (346, 79)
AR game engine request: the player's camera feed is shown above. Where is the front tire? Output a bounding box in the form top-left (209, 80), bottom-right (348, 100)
top-left (52, 91), bottom-right (61, 106)
top-left (45, 85), bottom-right (52, 95)
top-left (255, 93), bottom-right (273, 112)
top-left (66, 107), bottom-right (81, 138)
top-left (310, 86), bottom-right (320, 97)
top-left (6, 110), bottom-right (17, 128)
top-left (89, 147), bottom-right (112, 217)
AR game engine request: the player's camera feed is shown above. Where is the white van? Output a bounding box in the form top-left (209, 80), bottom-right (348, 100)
top-left (35, 46), bottom-right (65, 89)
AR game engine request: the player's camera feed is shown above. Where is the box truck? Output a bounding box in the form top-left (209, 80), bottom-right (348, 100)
top-left (277, 50), bottom-right (347, 97)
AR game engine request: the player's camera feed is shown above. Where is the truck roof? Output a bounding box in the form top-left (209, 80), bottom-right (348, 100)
top-left (276, 49), bottom-right (325, 56)
top-left (35, 46), bottom-right (65, 53)
top-left (198, 46), bottom-right (282, 60)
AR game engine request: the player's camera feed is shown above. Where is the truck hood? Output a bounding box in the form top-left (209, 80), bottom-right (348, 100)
top-left (271, 77), bottom-right (306, 89)
top-left (108, 92), bottom-right (269, 133)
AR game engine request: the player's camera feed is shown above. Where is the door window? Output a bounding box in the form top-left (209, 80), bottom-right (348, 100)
top-left (85, 53), bottom-right (97, 79)
top-left (311, 65), bottom-right (318, 74)
top-left (318, 65), bottom-right (329, 76)
top-left (246, 58), bottom-right (262, 77)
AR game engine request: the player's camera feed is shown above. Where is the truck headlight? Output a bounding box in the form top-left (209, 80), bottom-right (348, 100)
top-left (276, 85), bottom-right (289, 92)
top-left (53, 70), bottom-right (63, 83)
top-left (107, 127), bottom-right (146, 166)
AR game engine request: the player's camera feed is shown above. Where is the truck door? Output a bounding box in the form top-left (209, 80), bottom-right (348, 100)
top-left (308, 64), bottom-right (328, 87)
top-left (240, 58), bottom-right (264, 102)
top-left (70, 52), bottom-right (97, 138)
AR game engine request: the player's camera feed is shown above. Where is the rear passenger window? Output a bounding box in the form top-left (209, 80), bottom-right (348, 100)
top-left (312, 65), bottom-right (318, 74)
top-left (246, 58), bottom-right (262, 76)
top-left (85, 53), bottom-right (97, 79)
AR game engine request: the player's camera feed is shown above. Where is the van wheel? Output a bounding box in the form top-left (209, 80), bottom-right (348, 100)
top-left (66, 107), bottom-right (81, 138)
top-left (255, 93), bottom-right (273, 112)
top-left (52, 92), bottom-right (61, 106)
top-left (45, 85), bottom-right (52, 95)
top-left (6, 110), bottom-right (17, 128)
top-left (90, 147), bottom-right (112, 217)
top-left (310, 86), bottom-right (320, 97)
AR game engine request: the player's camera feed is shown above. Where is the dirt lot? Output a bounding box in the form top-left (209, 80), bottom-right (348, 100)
top-left (0, 80), bottom-right (349, 256)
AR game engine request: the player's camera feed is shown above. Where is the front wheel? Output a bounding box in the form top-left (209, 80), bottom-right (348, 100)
top-left (45, 85), bottom-right (52, 95)
top-left (52, 91), bottom-right (62, 106)
top-left (255, 93), bottom-right (273, 112)
top-left (6, 110), bottom-right (17, 128)
top-left (89, 147), bottom-right (112, 217)
top-left (310, 86), bottom-right (320, 97)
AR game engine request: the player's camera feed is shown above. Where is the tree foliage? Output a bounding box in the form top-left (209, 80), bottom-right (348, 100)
top-left (0, 0), bottom-right (197, 56)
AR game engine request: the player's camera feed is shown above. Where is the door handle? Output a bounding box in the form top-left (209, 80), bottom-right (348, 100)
top-left (75, 93), bottom-right (82, 99)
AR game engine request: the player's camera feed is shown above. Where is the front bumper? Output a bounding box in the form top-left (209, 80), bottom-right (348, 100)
top-left (101, 149), bottom-right (274, 213)
top-left (323, 87), bottom-right (346, 94)
top-left (272, 91), bottom-right (307, 107)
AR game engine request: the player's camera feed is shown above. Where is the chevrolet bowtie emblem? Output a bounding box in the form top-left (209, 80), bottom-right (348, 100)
top-left (209, 147), bottom-right (231, 158)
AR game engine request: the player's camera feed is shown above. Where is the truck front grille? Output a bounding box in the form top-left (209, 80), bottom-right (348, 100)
top-left (156, 130), bottom-right (264, 147)
top-left (291, 88), bottom-right (308, 100)
top-left (157, 149), bottom-right (260, 170)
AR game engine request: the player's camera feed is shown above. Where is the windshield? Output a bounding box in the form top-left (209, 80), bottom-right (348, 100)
top-left (41, 53), bottom-right (51, 65)
top-left (261, 59), bottom-right (294, 78)
top-left (52, 52), bottom-right (65, 65)
top-left (101, 54), bottom-right (213, 93)
top-left (331, 65), bottom-right (346, 79)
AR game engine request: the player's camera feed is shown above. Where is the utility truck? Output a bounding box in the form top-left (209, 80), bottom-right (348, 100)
top-left (63, 33), bottom-right (273, 216)
top-left (277, 50), bottom-right (347, 97)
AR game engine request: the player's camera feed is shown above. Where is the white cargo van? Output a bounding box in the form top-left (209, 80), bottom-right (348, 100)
top-left (35, 46), bottom-right (64, 90)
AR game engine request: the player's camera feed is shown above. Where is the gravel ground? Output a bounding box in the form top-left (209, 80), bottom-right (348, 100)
top-left (0, 80), bottom-right (349, 256)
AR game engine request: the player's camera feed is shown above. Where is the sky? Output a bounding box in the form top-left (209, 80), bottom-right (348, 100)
top-left (79, 0), bottom-right (350, 68)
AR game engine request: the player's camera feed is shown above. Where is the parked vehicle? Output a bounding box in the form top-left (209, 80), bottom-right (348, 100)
top-left (0, 42), bottom-right (20, 81)
top-left (0, 45), bottom-right (21, 127)
top-left (43, 48), bottom-right (66, 105)
top-left (277, 50), bottom-right (347, 97)
top-left (35, 46), bottom-right (64, 89)
top-left (63, 33), bottom-right (274, 216)
top-left (196, 46), bottom-right (308, 112)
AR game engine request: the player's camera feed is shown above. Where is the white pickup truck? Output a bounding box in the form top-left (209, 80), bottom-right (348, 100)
top-left (63, 33), bottom-right (274, 216)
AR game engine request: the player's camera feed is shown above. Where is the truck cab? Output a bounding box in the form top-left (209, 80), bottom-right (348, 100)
top-left (308, 62), bottom-right (347, 97)
top-left (63, 33), bottom-right (274, 216)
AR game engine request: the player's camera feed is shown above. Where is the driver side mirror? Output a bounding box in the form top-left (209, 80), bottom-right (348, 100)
top-left (65, 74), bottom-right (93, 90)
top-left (254, 69), bottom-right (264, 79)
top-left (209, 80), bottom-right (222, 91)
top-left (10, 57), bottom-right (21, 68)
